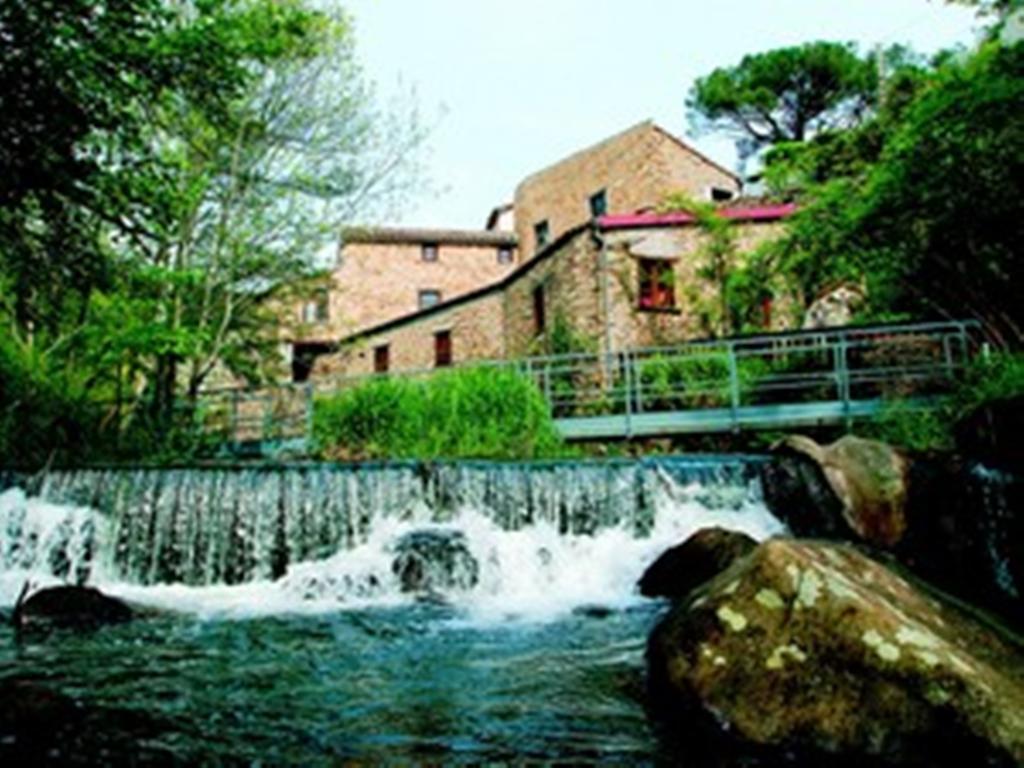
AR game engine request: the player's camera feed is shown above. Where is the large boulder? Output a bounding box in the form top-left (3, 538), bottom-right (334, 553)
top-left (647, 538), bottom-right (1024, 766)
top-left (391, 528), bottom-right (479, 595)
top-left (761, 435), bottom-right (911, 547)
top-left (638, 527), bottom-right (757, 600)
top-left (762, 432), bottom-right (1023, 628)
top-left (12, 585), bottom-right (134, 632)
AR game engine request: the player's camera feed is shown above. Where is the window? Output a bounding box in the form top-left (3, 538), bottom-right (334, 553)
top-left (374, 344), bottom-right (390, 374)
top-left (497, 246), bottom-right (514, 265)
top-left (532, 283), bottom-right (546, 336)
top-left (638, 259), bottom-right (676, 310)
top-left (300, 288), bottom-right (329, 324)
top-left (422, 243), bottom-right (439, 262)
top-left (710, 186), bottom-right (735, 202)
top-left (534, 220), bottom-right (549, 250)
top-left (434, 330), bottom-right (452, 368)
top-left (418, 289), bottom-right (441, 310)
top-left (589, 189), bottom-right (608, 218)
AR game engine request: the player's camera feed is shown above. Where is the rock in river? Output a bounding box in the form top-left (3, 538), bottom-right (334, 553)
top-left (647, 538), bottom-right (1024, 766)
top-left (761, 434), bottom-right (911, 547)
top-left (638, 527), bottom-right (757, 600)
top-left (13, 584), bottom-right (134, 632)
top-left (391, 528), bottom-right (479, 595)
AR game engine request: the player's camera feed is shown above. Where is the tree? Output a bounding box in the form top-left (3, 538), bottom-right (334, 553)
top-left (108, 9), bottom-right (425, 417)
top-left (758, 41), bottom-right (1024, 348)
top-left (687, 42), bottom-right (877, 158)
top-left (0, 1), bottom-right (424, 463)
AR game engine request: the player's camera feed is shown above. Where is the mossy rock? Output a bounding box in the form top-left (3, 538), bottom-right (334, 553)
top-left (647, 538), bottom-right (1024, 765)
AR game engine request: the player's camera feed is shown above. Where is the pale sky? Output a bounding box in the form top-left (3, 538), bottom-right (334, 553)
top-left (342, 0), bottom-right (980, 229)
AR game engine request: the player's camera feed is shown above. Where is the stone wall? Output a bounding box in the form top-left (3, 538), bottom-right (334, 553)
top-left (601, 221), bottom-right (789, 350)
top-left (310, 218), bottom-right (792, 380)
top-left (313, 291), bottom-right (506, 379)
top-left (503, 229), bottom-right (603, 359)
top-left (513, 122), bottom-right (739, 257)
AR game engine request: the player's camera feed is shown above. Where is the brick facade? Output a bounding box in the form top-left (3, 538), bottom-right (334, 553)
top-left (277, 122), bottom-right (803, 383)
top-left (316, 209), bottom-right (793, 380)
top-left (313, 290), bottom-right (506, 379)
top-left (289, 228), bottom-right (517, 343)
top-left (513, 121), bottom-right (740, 257)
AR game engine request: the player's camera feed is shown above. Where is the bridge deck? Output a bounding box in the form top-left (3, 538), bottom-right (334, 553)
top-left (555, 399), bottom-right (893, 440)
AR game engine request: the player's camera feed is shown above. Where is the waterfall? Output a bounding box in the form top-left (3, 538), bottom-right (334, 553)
top-left (0, 458), bottom-right (783, 619)
top-left (968, 462), bottom-right (1021, 600)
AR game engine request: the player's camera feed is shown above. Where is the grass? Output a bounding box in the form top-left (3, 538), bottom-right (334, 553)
top-left (312, 366), bottom-right (570, 461)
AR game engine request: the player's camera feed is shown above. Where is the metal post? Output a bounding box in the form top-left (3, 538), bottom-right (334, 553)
top-left (942, 334), bottom-right (954, 381)
top-left (305, 383), bottom-right (315, 446)
top-left (835, 337), bottom-right (851, 428)
top-left (623, 350), bottom-right (633, 438)
top-left (635, 354), bottom-right (644, 414)
top-left (727, 342), bottom-right (740, 433)
top-left (230, 389), bottom-right (240, 453)
top-left (543, 362), bottom-right (552, 414)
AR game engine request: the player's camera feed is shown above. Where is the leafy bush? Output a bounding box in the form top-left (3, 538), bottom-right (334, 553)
top-left (638, 350), bottom-right (766, 410)
top-left (313, 366), bottom-right (567, 460)
top-left (863, 351), bottom-right (1024, 451)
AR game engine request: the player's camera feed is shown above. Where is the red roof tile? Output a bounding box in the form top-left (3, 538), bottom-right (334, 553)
top-left (598, 203), bottom-right (796, 230)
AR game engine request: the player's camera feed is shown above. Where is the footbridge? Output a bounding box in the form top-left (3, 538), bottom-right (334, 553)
top-left (196, 320), bottom-right (980, 454)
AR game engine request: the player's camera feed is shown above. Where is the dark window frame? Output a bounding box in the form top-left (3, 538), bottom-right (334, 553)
top-left (373, 344), bottom-right (390, 374)
top-left (534, 220), bottom-right (550, 250)
top-left (532, 283), bottom-right (546, 336)
top-left (497, 246), bottom-right (514, 265)
top-left (637, 258), bottom-right (677, 311)
top-left (434, 330), bottom-right (452, 368)
top-left (589, 189), bottom-right (608, 218)
top-left (421, 243), bottom-right (439, 262)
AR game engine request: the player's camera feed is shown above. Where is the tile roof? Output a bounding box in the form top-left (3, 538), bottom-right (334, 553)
top-left (598, 203), bottom-right (796, 230)
top-left (342, 226), bottom-right (517, 247)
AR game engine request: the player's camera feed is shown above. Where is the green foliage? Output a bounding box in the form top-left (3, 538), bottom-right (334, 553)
top-left (0, 0), bottom-right (422, 466)
top-left (312, 367), bottom-right (567, 461)
top-left (687, 41), bottom-right (877, 154)
top-left (760, 42), bottom-right (1024, 345)
top-left (863, 352), bottom-right (1024, 451)
top-left (659, 194), bottom-right (781, 335)
top-left (638, 350), bottom-right (766, 410)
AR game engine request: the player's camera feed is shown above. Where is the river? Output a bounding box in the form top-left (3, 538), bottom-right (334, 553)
top-left (0, 458), bottom-right (783, 765)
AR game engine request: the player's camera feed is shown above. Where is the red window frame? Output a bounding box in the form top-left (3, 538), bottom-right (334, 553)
top-left (638, 259), bottom-right (675, 310)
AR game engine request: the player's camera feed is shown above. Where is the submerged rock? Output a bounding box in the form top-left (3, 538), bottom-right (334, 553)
top-left (761, 435), bottom-right (911, 547)
top-left (647, 538), bottom-right (1024, 765)
top-left (391, 528), bottom-right (479, 595)
top-left (13, 585), bottom-right (134, 632)
top-left (638, 527), bottom-right (757, 600)
top-left (0, 677), bottom-right (175, 765)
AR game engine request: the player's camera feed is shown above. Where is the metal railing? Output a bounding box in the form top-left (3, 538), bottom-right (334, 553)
top-left (188, 319), bottom-right (980, 449)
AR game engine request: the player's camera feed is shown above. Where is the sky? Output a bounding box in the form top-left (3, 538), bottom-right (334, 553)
top-left (341, 0), bottom-right (981, 229)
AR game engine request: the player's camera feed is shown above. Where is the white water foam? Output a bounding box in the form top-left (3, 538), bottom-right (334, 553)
top-left (0, 474), bottom-right (784, 623)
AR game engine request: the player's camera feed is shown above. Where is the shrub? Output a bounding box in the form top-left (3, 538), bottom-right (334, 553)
top-left (862, 351), bottom-right (1024, 452)
top-left (313, 366), bottom-right (567, 461)
top-left (638, 349), bottom-right (766, 410)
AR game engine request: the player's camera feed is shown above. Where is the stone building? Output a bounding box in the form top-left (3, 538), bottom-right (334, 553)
top-left (284, 120), bottom-right (791, 382)
top-left (314, 203), bottom-right (794, 379)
